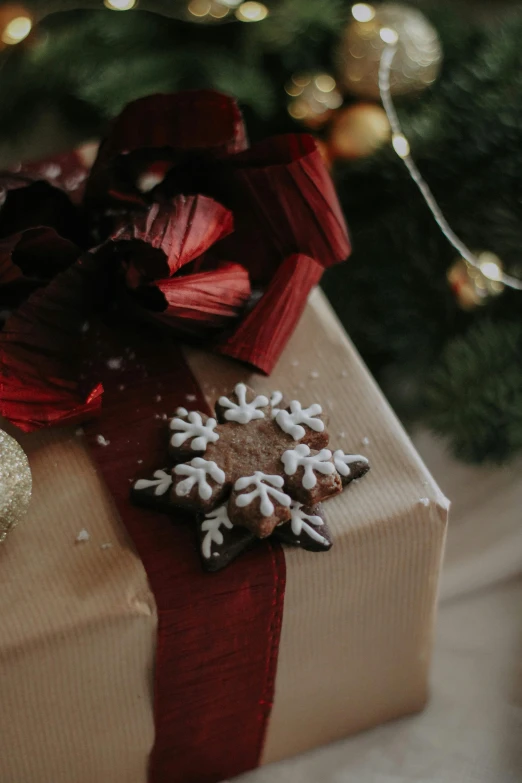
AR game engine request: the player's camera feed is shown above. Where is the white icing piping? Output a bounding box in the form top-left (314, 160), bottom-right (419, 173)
top-left (201, 505), bottom-right (233, 559)
top-left (289, 501), bottom-right (329, 546)
top-left (234, 472), bottom-right (291, 517)
top-left (276, 400), bottom-right (324, 441)
top-left (170, 411), bottom-right (219, 451)
top-left (333, 450), bottom-right (369, 477)
top-left (134, 469), bottom-right (172, 496)
top-left (219, 383), bottom-right (268, 424)
top-left (174, 458), bottom-right (225, 500)
top-left (281, 444), bottom-right (335, 490)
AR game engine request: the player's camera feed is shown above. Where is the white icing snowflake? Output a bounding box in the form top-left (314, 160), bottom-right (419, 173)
top-left (276, 400), bottom-right (324, 441)
top-left (289, 501), bottom-right (329, 546)
top-left (134, 469), bottom-right (172, 497)
top-left (174, 458), bottom-right (225, 500)
top-left (333, 450), bottom-right (369, 478)
top-left (270, 390), bottom-right (283, 418)
top-left (219, 383), bottom-right (269, 424)
top-left (201, 505), bottom-right (233, 559)
top-left (170, 411), bottom-right (219, 451)
top-left (234, 472), bottom-right (291, 517)
top-left (281, 444), bottom-right (334, 490)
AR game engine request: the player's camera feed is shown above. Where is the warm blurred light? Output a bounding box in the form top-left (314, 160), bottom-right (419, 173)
top-left (188, 0), bottom-right (211, 16)
top-left (379, 26), bottom-right (399, 45)
top-left (1, 15), bottom-right (32, 45)
top-left (210, 4), bottom-right (229, 18)
top-left (104, 0), bottom-right (137, 9)
top-left (235, 2), bottom-right (268, 22)
top-left (392, 133), bottom-right (410, 158)
top-left (479, 253), bottom-right (503, 282)
top-left (314, 74), bottom-right (336, 93)
top-left (351, 3), bottom-right (375, 23)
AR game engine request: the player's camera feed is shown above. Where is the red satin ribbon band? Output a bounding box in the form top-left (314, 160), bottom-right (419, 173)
top-left (83, 329), bottom-right (286, 783)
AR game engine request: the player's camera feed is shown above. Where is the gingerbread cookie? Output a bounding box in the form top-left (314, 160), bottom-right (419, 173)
top-left (131, 382), bottom-right (370, 571)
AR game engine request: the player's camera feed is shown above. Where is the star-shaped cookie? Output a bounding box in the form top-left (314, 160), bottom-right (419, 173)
top-left (131, 383), bottom-right (370, 571)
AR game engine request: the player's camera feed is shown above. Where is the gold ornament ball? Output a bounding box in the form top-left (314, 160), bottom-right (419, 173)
top-left (328, 103), bottom-right (390, 160)
top-left (286, 72), bottom-right (343, 129)
top-left (0, 429), bottom-right (32, 543)
top-left (337, 3), bottom-right (442, 100)
top-left (447, 252), bottom-right (505, 311)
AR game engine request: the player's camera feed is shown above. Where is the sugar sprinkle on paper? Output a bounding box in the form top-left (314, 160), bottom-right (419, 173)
top-left (338, 431), bottom-right (346, 439)
top-left (419, 497), bottom-right (430, 507)
top-left (155, 395), bottom-right (162, 402)
top-left (96, 435), bottom-right (110, 447)
top-left (291, 360), bottom-right (299, 367)
top-left (361, 436), bottom-right (370, 446)
top-left (107, 357), bottom-right (123, 370)
top-left (76, 529), bottom-right (90, 543)
top-left (341, 370), bottom-right (349, 378)
top-left (100, 543), bottom-right (113, 550)
top-left (186, 394), bottom-right (196, 402)
top-left (310, 371), bottom-right (319, 379)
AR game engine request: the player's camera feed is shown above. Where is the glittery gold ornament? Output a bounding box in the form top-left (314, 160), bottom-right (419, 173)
top-left (286, 72), bottom-right (343, 129)
top-left (447, 252), bottom-right (505, 310)
top-left (0, 429), bottom-right (32, 542)
top-left (337, 3), bottom-right (442, 100)
top-left (328, 102), bottom-right (390, 160)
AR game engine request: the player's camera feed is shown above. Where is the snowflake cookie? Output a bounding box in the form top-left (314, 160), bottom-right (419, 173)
top-left (131, 383), bottom-right (370, 571)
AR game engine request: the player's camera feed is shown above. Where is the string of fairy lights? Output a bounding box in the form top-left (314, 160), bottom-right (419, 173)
top-left (0, 0), bottom-right (518, 299)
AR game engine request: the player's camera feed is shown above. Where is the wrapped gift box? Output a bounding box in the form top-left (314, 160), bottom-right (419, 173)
top-left (0, 289), bottom-right (448, 783)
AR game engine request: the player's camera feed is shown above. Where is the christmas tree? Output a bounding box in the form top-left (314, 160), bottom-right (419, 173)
top-left (1, 0), bottom-right (521, 463)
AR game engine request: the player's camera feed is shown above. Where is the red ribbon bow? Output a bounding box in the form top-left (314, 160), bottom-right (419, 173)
top-left (0, 90), bottom-right (350, 432)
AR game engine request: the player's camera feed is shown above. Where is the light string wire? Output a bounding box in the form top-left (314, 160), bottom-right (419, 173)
top-left (378, 42), bottom-right (522, 292)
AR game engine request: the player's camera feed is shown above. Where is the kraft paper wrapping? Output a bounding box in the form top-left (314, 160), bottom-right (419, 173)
top-left (0, 289), bottom-right (448, 783)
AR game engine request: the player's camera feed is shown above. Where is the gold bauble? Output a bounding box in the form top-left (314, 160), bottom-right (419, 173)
top-left (328, 102), bottom-right (390, 160)
top-left (286, 72), bottom-right (343, 129)
top-left (447, 252), bottom-right (505, 310)
top-left (337, 3), bottom-right (442, 99)
top-left (0, 429), bottom-right (32, 543)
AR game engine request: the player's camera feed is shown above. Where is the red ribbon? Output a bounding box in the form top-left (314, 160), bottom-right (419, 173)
top-left (83, 327), bottom-right (285, 783)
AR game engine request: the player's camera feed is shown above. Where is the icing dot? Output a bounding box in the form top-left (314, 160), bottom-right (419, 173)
top-left (96, 435), bottom-right (110, 447)
top-left (186, 394), bottom-right (197, 402)
top-left (106, 357), bottom-right (123, 370)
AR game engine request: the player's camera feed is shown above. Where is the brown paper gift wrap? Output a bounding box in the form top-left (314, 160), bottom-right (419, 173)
top-left (0, 289), bottom-right (448, 783)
